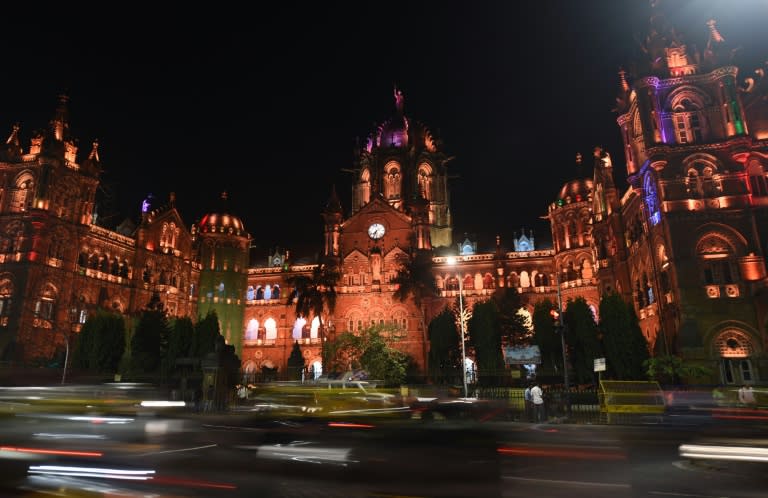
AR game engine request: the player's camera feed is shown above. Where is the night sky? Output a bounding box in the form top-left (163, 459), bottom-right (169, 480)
top-left (1, 1), bottom-right (766, 260)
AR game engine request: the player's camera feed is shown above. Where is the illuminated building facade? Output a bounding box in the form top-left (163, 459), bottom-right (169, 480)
top-left (2, 7), bottom-right (768, 385)
top-left (0, 96), bottom-right (201, 362)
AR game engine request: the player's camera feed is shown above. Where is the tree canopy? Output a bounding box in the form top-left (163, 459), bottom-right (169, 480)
top-left (325, 324), bottom-right (410, 386)
top-left (599, 292), bottom-right (649, 380)
top-left (73, 309), bottom-right (126, 373)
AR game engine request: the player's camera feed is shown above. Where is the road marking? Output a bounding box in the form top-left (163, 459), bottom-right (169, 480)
top-left (136, 444), bottom-right (217, 456)
top-left (503, 475), bottom-right (630, 488)
top-left (649, 492), bottom-right (730, 497)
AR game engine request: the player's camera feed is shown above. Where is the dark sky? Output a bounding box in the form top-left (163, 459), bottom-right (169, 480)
top-left (1, 1), bottom-right (767, 259)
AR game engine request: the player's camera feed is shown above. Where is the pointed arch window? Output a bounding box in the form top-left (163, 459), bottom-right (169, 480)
top-left (359, 168), bottom-right (371, 207)
top-left (264, 317), bottom-right (278, 341)
top-left (672, 94), bottom-right (706, 144)
top-left (34, 284), bottom-right (57, 321)
top-left (292, 317), bottom-right (307, 340)
top-left (697, 234), bottom-right (737, 286)
top-left (246, 319), bottom-right (259, 341)
top-left (383, 161), bottom-right (401, 200)
top-left (417, 163), bottom-right (433, 200)
top-left (0, 278), bottom-right (13, 320)
top-left (11, 173), bottom-right (34, 213)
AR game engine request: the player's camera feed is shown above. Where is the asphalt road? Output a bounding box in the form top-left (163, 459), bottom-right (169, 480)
top-left (1, 410), bottom-right (766, 497)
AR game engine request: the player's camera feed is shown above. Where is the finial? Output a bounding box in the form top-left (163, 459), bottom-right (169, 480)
top-left (221, 191), bottom-right (228, 201)
top-left (706, 18), bottom-right (725, 43)
top-left (394, 85), bottom-right (404, 114)
top-left (576, 152), bottom-right (583, 164)
top-left (618, 68), bottom-right (630, 92)
top-left (169, 192), bottom-right (176, 205)
top-left (496, 235), bottom-right (501, 247)
top-left (593, 146), bottom-right (603, 158)
top-left (6, 123), bottom-right (20, 145)
top-left (88, 139), bottom-right (99, 161)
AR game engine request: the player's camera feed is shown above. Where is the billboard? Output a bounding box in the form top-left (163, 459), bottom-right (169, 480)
top-left (504, 345), bottom-right (541, 365)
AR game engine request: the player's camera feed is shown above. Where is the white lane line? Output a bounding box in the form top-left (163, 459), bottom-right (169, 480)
top-left (136, 443), bottom-right (217, 456)
top-left (649, 492), bottom-right (730, 497)
top-left (503, 475), bottom-right (630, 488)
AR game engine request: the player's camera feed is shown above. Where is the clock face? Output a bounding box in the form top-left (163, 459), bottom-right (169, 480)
top-left (368, 223), bottom-right (385, 240)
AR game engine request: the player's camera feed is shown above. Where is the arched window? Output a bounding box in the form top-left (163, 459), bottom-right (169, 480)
top-left (463, 274), bottom-right (474, 290)
top-left (445, 276), bottom-right (459, 291)
top-left (0, 277), bottom-right (13, 318)
top-left (360, 168), bottom-right (371, 207)
top-left (519, 271), bottom-right (530, 288)
top-left (292, 317), bottom-right (306, 340)
top-left (264, 284), bottom-right (272, 300)
top-left (246, 286), bottom-right (254, 300)
top-left (383, 161), bottom-right (401, 200)
top-left (482, 273), bottom-right (495, 289)
top-left (697, 234), bottom-right (736, 285)
top-left (310, 316), bottom-right (321, 338)
top-left (417, 163), bottom-right (433, 200)
top-left (11, 172), bottom-right (34, 212)
top-left (256, 286), bottom-right (264, 300)
top-left (35, 284), bottom-right (57, 321)
top-left (272, 285), bottom-right (280, 299)
top-left (264, 318), bottom-right (278, 340)
top-left (245, 319), bottom-right (259, 341)
top-left (670, 91), bottom-right (707, 144)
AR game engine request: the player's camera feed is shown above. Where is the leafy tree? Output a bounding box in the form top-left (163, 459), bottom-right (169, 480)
top-left (599, 293), bottom-right (649, 380)
top-left (492, 287), bottom-right (530, 346)
top-left (427, 308), bottom-right (461, 383)
top-left (532, 299), bottom-right (562, 375)
top-left (393, 250), bottom-right (439, 370)
top-left (194, 310), bottom-right (220, 357)
top-left (468, 300), bottom-right (505, 386)
top-left (168, 316), bottom-right (194, 358)
top-left (644, 354), bottom-right (713, 385)
top-left (164, 316), bottom-right (195, 375)
top-left (286, 263), bottom-right (339, 364)
top-left (287, 341), bottom-right (305, 380)
top-left (73, 309), bottom-right (126, 373)
top-left (325, 324), bottom-right (410, 386)
top-left (131, 306), bottom-right (169, 374)
top-left (564, 297), bottom-right (601, 384)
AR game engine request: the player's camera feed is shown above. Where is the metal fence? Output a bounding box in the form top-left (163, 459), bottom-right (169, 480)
top-left (476, 386), bottom-right (602, 424)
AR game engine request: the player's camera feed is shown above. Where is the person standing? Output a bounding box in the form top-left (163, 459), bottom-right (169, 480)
top-left (531, 382), bottom-right (545, 423)
top-left (523, 384), bottom-right (533, 422)
top-left (738, 384), bottom-right (756, 408)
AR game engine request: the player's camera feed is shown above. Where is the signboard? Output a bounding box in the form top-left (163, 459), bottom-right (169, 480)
top-left (504, 345), bottom-right (541, 365)
top-left (594, 357), bottom-right (606, 372)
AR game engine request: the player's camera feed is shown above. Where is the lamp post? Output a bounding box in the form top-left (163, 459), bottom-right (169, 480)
top-left (59, 329), bottom-right (70, 385)
top-left (447, 257), bottom-right (468, 398)
top-left (554, 272), bottom-right (570, 417)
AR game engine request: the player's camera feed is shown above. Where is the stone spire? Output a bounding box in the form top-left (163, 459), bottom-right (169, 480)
top-left (2, 123), bottom-right (22, 160)
top-left (51, 93), bottom-right (70, 142)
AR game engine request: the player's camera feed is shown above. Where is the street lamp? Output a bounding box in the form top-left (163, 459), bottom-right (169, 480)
top-left (59, 329), bottom-right (70, 385)
top-left (446, 256), bottom-right (468, 398)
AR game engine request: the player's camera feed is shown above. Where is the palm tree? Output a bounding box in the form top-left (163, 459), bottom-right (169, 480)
top-left (285, 263), bottom-right (339, 365)
top-left (392, 249), bottom-right (439, 374)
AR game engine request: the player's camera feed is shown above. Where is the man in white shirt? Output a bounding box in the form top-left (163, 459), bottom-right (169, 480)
top-left (530, 383), bottom-right (545, 422)
top-left (738, 384), bottom-right (756, 408)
